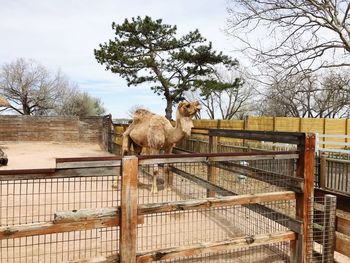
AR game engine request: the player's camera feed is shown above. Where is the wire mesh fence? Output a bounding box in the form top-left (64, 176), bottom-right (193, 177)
top-left (307, 195), bottom-right (337, 263)
top-left (0, 150), bottom-right (323, 263)
top-left (0, 170), bottom-right (121, 263)
top-left (136, 156), bottom-right (297, 262)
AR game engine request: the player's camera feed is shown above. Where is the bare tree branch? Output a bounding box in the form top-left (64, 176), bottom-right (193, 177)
top-left (226, 0), bottom-right (350, 75)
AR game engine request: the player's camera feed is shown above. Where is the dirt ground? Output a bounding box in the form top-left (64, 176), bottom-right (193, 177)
top-left (0, 141), bottom-right (113, 170)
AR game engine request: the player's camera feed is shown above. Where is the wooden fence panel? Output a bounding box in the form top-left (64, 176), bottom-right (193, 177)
top-left (275, 117), bottom-right (300, 132)
top-left (300, 118), bottom-right (324, 133)
top-left (247, 116), bottom-right (274, 131)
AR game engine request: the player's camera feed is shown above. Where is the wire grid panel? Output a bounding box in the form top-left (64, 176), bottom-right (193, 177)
top-left (0, 171), bottom-right (121, 263)
top-left (308, 195), bottom-right (337, 263)
top-left (137, 160), bottom-right (295, 262)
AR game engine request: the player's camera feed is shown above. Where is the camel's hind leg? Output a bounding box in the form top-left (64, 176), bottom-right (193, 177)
top-left (164, 165), bottom-right (173, 191)
top-left (164, 144), bottom-right (174, 191)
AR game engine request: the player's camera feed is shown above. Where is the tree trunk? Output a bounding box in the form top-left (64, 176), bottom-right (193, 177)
top-left (165, 99), bottom-right (173, 120)
top-left (23, 103), bottom-right (30, 115)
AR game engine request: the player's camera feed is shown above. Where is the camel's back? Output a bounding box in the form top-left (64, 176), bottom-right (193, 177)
top-left (133, 109), bottom-right (155, 123)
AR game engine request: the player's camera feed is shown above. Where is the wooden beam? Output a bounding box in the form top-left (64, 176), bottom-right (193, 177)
top-left (0, 216), bottom-right (117, 240)
top-left (0, 166), bottom-right (120, 180)
top-left (295, 133), bottom-right (316, 263)
top-left (191, 129), bottom-right (209, 135)
top-left (120, 156), bottom-right (138, 263)
top-left (139, 191), bottom-right (295, 215)
top-left (337, 211), bottom-right (350, 236)
top-left (208, 129), bottom-right (305, 144)
top-left (209, 153), bottom-right (299, 162)
top-left (0, 219), bottom-right (118, 240)
top-left (68, 254), bottom-right (119, 263)
top-left (0, 207), bottom-right (144, 240)
top-left (335, 231), bottom-right (350, 258)
top-left (54, 207), bottom-right (118, 223)
top-left (56, 156), bottom-right (121, 163)
top-left (136, 231), bottom-right (296, 262)
top-left (137, 150), bottom-right (299, 165)
top-left (56, 160), bottom-right (121, 169)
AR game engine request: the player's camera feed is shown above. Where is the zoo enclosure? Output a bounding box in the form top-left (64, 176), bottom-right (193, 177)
top-left (0, 128), bottom-right (324, 262)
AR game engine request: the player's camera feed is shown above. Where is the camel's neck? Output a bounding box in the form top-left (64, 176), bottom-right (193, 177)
top-left (167, 111), bottom-right (193, 143)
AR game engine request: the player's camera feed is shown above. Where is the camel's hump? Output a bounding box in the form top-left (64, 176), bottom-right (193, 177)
top-left (133, 109), bottom-right (155, 122)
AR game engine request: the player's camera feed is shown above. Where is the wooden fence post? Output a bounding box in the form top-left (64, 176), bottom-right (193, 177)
top-left (294, 133), bottom-right (315, 263)
top-left (120, 156), bottom-right (138, 263)
top-left (320, 153), bottom-right (327, 188)
top-left (208, 135), bottom-right (218, 197)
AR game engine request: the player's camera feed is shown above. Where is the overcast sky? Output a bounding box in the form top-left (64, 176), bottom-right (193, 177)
top-left (0, 0), bottom-right (238, 118)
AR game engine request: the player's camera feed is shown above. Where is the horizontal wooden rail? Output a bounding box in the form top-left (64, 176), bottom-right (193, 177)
top-left (138, 191), bottom-right (295, 215)
top-left (208, 129), bottom-right (305, 144)
top-left (191, 128), bottom-right (209, 135)
top-left (0, 166), bottom-right (120, 180)
top-left (335, 231), bottom-right (350, 258)
top-left (136, 231), bottom-right (296, 262)
top-left (56, 160), bottom-right (121, 169)
top-left (325, 157), bottom-right (350, 164)
top-left (92, 231), bottom-right (296, 263)
top-left (0, 207), bottom-right (143, 240)
top-left (56, 156), bottom-right (121, 163)
top-left (138, 151), bottom-right (299, 165)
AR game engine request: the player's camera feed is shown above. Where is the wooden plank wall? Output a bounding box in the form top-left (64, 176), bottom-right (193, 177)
top-left (191, 116), bottom-right (350, 134)
top-left (0, 115), bottom-right (106, 145)
top-left (193, 116), bottom-right (350, 148)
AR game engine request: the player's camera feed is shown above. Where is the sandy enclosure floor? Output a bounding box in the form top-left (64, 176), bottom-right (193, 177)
top-left (0, 141), bottom-right (114, 170)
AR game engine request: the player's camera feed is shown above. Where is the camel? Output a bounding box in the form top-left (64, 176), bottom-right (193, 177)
top-left (119, 101), bottom-right (201, 193)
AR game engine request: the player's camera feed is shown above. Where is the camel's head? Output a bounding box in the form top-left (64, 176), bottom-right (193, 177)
top-left (177, 101), bottom-right (201, 118)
